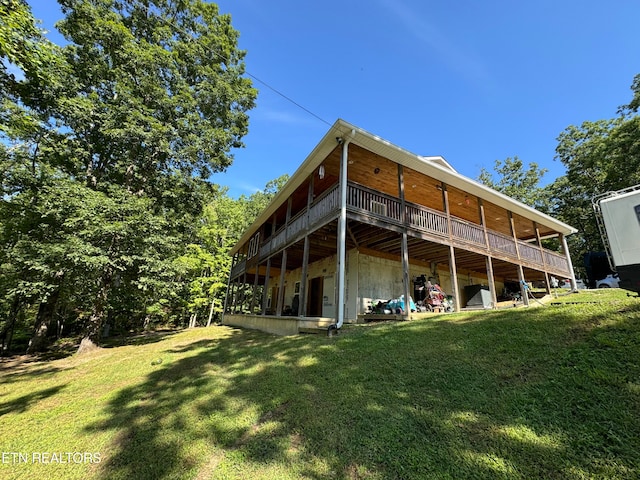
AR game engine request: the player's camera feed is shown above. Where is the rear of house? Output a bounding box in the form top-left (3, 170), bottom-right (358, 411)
top-left (223, 119), bottom-right (578, 335)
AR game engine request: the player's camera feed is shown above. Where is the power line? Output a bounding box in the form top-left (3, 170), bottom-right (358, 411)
top-left (243, 72), bottom-right (332, 128)
top-left (136, 1), bottom-right (333, 128)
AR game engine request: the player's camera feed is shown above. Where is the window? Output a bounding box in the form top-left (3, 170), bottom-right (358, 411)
top-left (370, 200), bottom-right (387, 216)
top-left (247, 232), bottom-right (260, 259)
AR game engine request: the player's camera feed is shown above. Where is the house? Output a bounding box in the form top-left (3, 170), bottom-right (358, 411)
top-left (223, 119), bottom-right (578, 335)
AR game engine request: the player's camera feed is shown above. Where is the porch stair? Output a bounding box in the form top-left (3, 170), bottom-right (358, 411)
top-left (298, 327), bottom-right (330, 334)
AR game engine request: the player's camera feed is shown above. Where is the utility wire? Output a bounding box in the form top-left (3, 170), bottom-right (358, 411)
top-left (243, 71), bottom-right (333, 127)
top-left (136, 1), bottom-right (333, 128)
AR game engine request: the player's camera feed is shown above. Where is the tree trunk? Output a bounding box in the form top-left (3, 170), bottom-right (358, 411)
top-left (27, 322), bottom-right (48, 354)
top-left (78, 271), bottom-right (111, 354)
top-left (206, 298), bottom-right (215, 327)
top-left (188, 312), bottom-right (197, 328)
top-left (27, 288), bottom-right (61, 354)
top-left (1, 297), bottom-right (21, 356)
top-left (55, 302), bottom-right (68, 339)
top-left (57, 317), bottom-right (64, 338)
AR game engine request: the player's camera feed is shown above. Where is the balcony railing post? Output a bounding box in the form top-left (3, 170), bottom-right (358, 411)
top-left (478, 198), bottom-right (490, 250)
top-left (508, 211), bottom-right (521, 261)
top-left (534, 222), bottom-right (552, 295)
top-left (441, 183), bottom-right (452, 241)
top-left (261, 257), bottom-right (271, 315)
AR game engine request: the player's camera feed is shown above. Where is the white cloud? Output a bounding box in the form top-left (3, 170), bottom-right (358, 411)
top-left (238, 181), bottom-right (262, 194)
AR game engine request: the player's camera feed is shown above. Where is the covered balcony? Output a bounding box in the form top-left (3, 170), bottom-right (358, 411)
top-left (230, 180), bottom-right (571, 283)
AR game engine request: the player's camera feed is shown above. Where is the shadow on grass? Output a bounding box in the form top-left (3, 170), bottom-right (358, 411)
top-left (0, 385), bottom-right (66, 416)
top-left (100, 329), bottom-right (180, 348)
top-left (88, 303), bottom-right (640, 479)
top-left (0, 330), bottom-right (183, 365)
top-left (0, 355), bottom-right (68, 386)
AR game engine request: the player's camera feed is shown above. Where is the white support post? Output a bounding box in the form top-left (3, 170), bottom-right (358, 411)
top-left (335, 135), bottom-right (352, 329)
top-left (560, 234), bottom-right (578, 291)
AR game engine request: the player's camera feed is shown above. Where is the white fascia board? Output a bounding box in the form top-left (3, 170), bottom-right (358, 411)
top-left (230, 120), bottom-right (351, 255)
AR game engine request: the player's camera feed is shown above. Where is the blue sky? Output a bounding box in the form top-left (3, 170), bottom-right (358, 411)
top-left (29, 0), bottom-right (640, 198)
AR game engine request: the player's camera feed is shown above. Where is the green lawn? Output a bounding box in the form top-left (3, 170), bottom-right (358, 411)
top-left (1, 289), bottom-right (639, 479)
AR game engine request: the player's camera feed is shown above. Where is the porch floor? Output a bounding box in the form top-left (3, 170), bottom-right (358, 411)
top-left (223, 314), bottom-right (338, 336)
top-left (225, 295), bottom-right (552, 336)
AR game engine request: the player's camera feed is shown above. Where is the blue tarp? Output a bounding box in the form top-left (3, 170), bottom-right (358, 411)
top-left (386, 295), bottom-right (416, 313)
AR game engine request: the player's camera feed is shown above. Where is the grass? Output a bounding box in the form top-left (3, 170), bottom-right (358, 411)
top-left (1, 289), bottom-right (639, 479)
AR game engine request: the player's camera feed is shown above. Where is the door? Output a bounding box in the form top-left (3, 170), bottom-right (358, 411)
top-left (322, 275), bottom-right (335, 318)
top-left (307, 276), bottom-right (323, 316)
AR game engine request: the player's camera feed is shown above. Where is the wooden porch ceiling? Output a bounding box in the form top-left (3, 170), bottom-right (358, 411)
top-left (261, 221), bottom-right (340, 272)
top-left (243, 135), bottom-right (567, 284)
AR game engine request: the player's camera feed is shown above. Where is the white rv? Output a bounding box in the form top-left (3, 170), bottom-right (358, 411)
top-left (593, 185), bottom-right (640, 294)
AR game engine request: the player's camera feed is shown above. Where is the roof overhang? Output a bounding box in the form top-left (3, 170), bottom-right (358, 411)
top-left (230, 119), bottom-right (577, 255)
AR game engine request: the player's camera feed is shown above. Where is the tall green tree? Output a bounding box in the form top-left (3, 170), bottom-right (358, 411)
top-left (1, 0), bottom-right (257, 353)
top-left (550, 75), bottom-right (640, 278)
top-left (54, 0), bottom-right (256, 351)
top-left (173, 176), bottom-right (290, 329)
top-left (168, 191), bottom-right (236, 329)
top-left (0, 0), bottom-right (69, 353)
top-left (55, 0), bottom-right (256, 192)
top-left (478, 156), bottom-right (549, 210)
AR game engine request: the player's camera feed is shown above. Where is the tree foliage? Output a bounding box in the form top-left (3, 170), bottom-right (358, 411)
top-left (478, 156), bottom-right (549, 211)
top-left (476, 76), bottom-right (640, 281)
top-left (55, 0), bottom-right (255, 192)
top-left (549, 77), bottom-right (640, 277)
top-left (1, 0), bottom-right (65, 353)
top-left (0, 0), bottom-right (260, 354)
